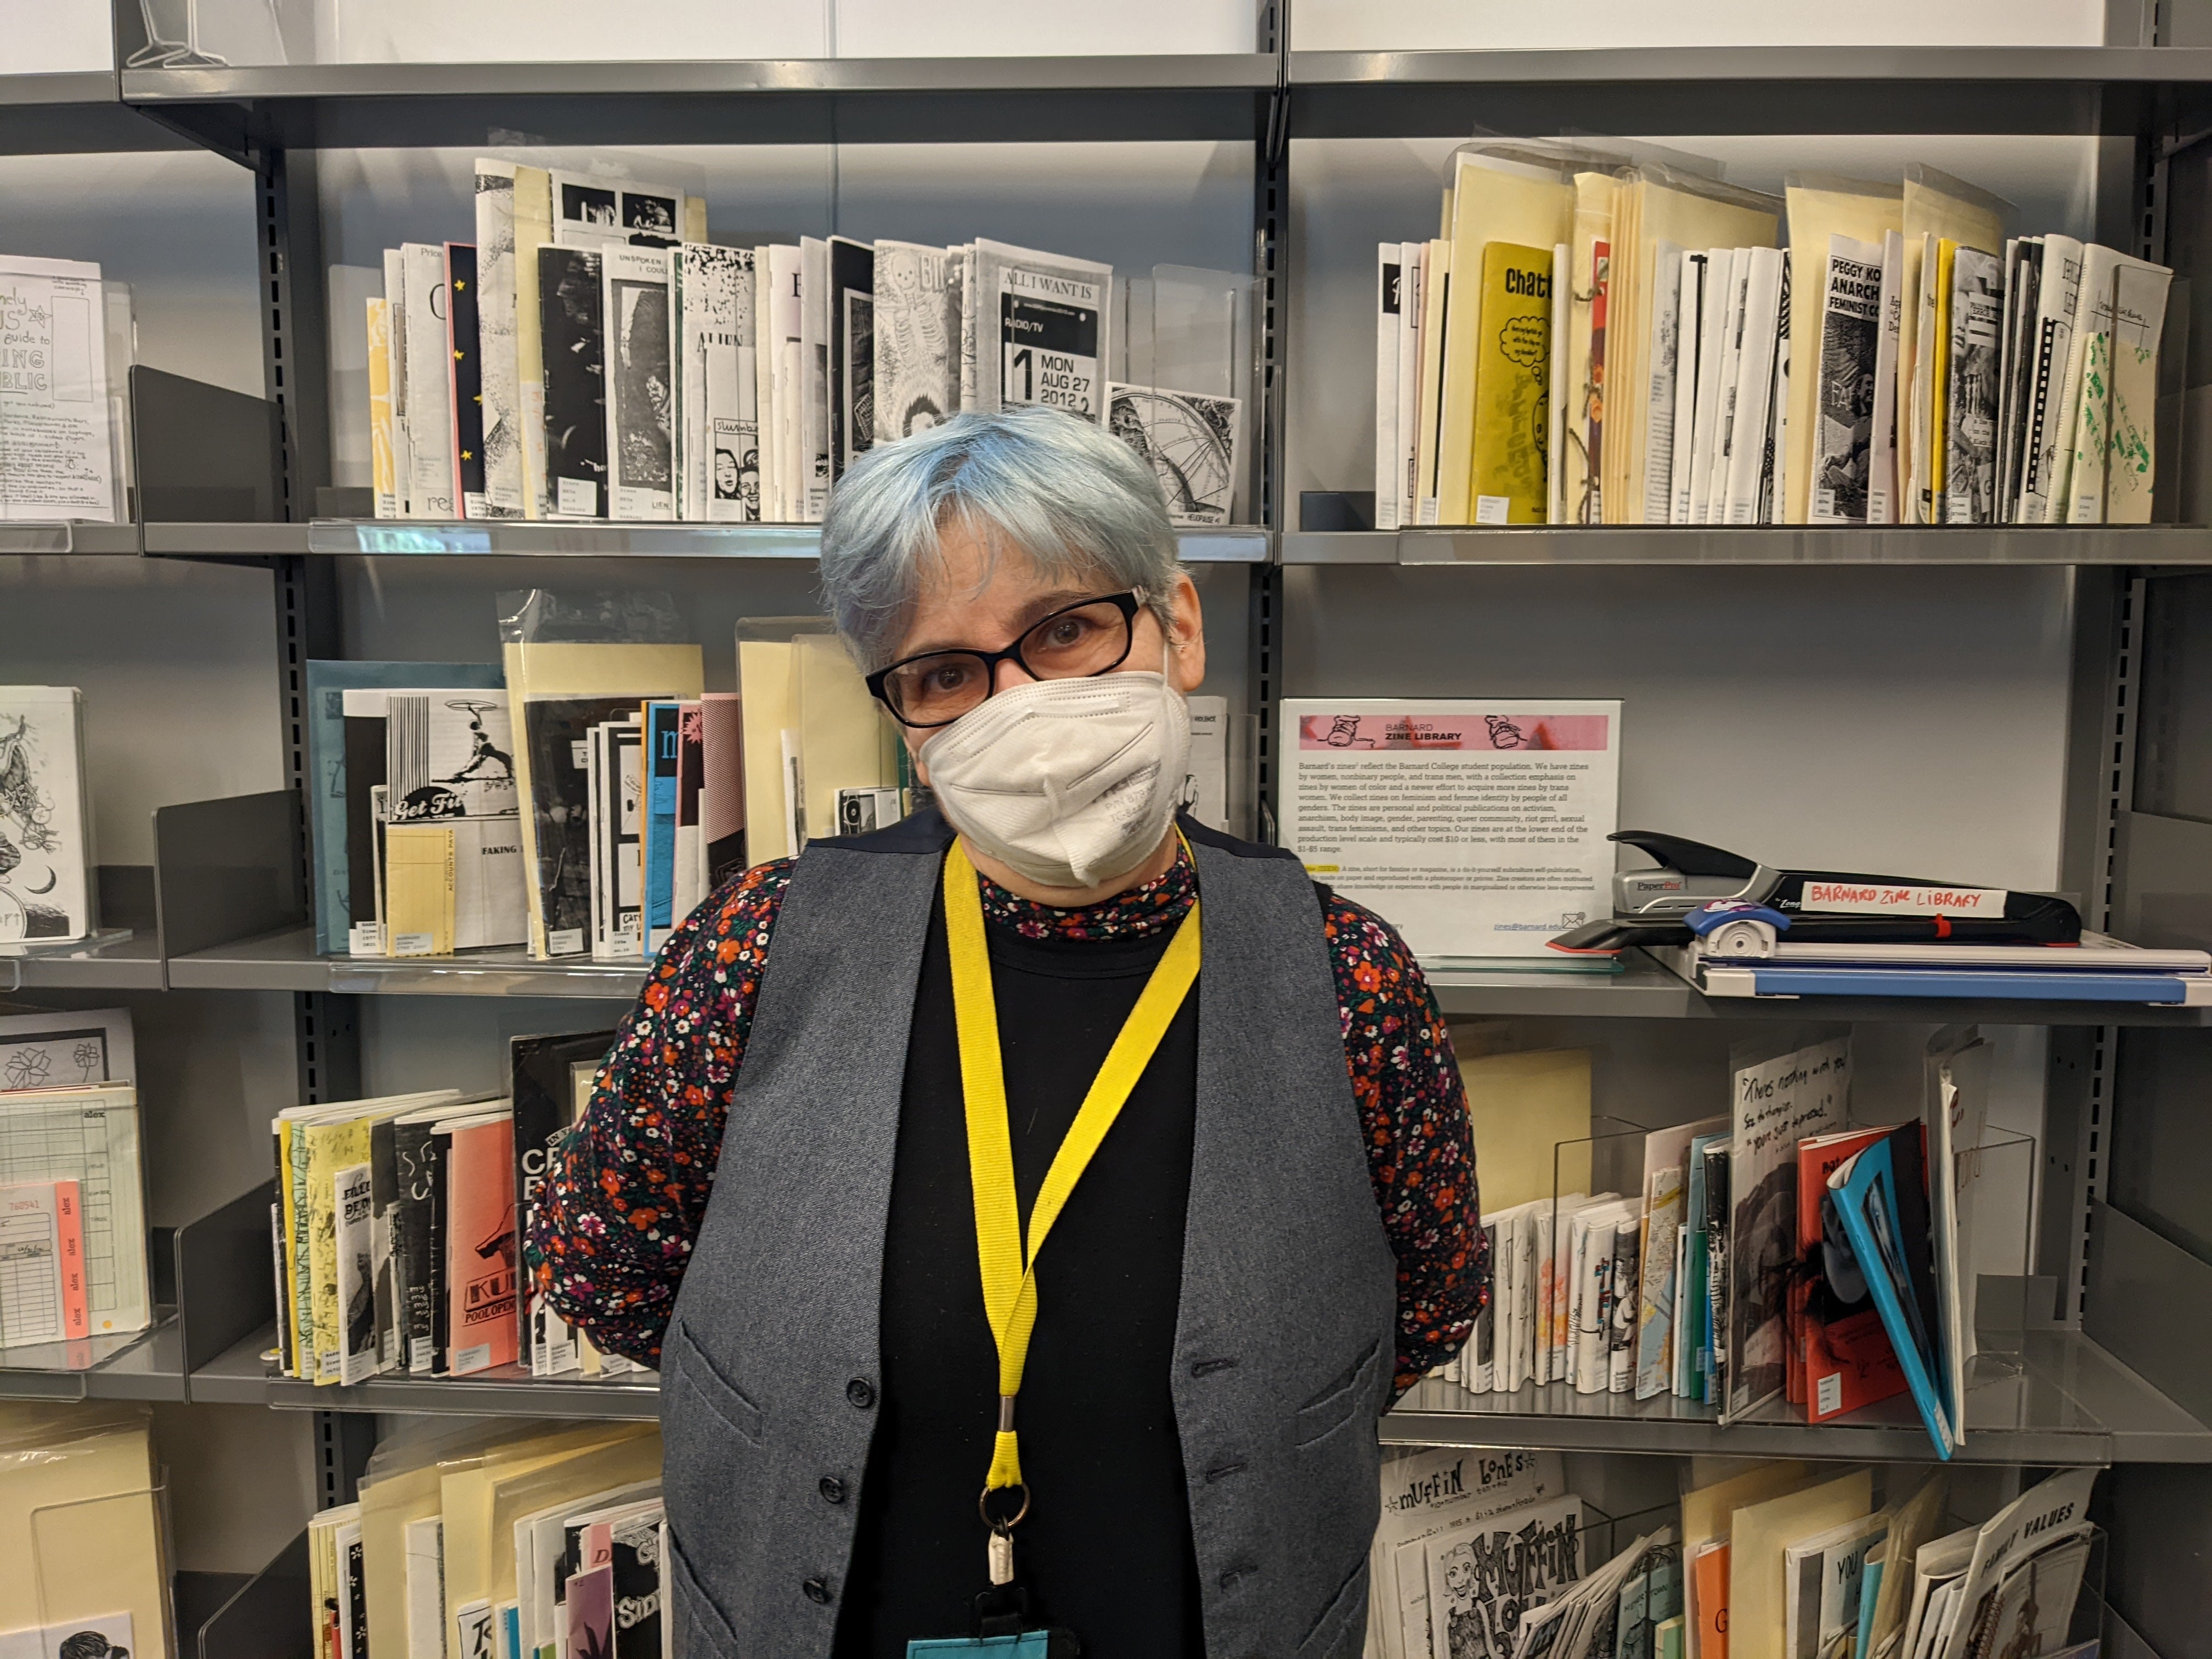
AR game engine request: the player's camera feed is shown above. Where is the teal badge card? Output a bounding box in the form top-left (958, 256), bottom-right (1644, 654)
top-left (907, 1637), bottom-right (1057, 1656)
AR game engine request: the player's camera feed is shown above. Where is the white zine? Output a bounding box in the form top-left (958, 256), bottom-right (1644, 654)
top-left (0, 256), bottom-right (115, 524)
top-left (0, 686), bottom-right (91, 944)
top-left (1279, 699), bottom-right (1622, 961)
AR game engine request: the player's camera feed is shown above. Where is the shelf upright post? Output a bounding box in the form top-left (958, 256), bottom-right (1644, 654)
top-left (1250, 0), bottom-right (1290, 839)
top-left (253, 133), bottom-right (370, 1509)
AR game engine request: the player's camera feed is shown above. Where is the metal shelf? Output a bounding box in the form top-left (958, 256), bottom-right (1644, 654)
top-left (0, 71), bottom-right (187, 154)
top-left (167, 926), bottom-right (650, 999)
top-left (0, 522), bottom-right (141, 556)
top-left (192, 1328), bottom-right (662, 1418)
top-left (1382, 1329), bottom-right (2212, 1466)
top-left (0, 1314), bottom-right (188, 1403)
top-left (1280, 527), bottom-right (2212, 568)
top-left (1425, 951), bottom-right (2212, 1025)
top-left (1286, 45), bottom-right (2212, 137)
top-left (0, 929), bottom-right (165, 992)
top-left (145, 521), bottom-right (1272, 563)
top-left (120, 56), bottom-right (1279, 154)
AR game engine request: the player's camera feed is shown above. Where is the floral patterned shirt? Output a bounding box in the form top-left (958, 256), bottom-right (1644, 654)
top-left (527, 839), bottom-right (1485, 1394)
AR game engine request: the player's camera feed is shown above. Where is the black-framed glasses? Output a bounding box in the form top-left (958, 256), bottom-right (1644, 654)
top-left (866, 591), bottom-right (1145, 728)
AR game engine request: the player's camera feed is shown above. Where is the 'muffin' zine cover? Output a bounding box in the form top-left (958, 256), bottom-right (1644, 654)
top-left (1278, 699), bottom-right (1621, 961)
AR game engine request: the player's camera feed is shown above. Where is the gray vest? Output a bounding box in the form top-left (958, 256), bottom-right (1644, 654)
top-left (661, 819), bottom-right (1397, 1658)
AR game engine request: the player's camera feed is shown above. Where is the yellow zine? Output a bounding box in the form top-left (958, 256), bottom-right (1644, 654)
top-left (1928, 239), bottom-right (1957, 511)
top-left (1470, 243), bottom-right (1559, 526)
top-left (303, 1113), bottom-right (376, 1383)
top-left (1435, 155), bottom-right (1573, 523)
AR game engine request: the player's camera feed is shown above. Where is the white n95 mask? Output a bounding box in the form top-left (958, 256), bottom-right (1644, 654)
top-left (920, 648), bottom-right (1192, 891)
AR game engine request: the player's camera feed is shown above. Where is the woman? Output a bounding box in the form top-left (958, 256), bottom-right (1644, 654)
top-left (529, 405), bottom-right (1483, 1659)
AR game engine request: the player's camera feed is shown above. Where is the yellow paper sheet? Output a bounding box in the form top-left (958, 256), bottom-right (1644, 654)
top-left (441, 1424), bottom-right (657, 1615)
top-left (1728, 1468), bottom-right (1875, 1659)
top-left (1436, 154), bottom-right (1575, 523)
top-left (1458, 1048), bottom-right (1592, 1212)
top-left (793, 630), bottom-right (899, 847)
top-left (384, 823), bottom-right (457, 958)
top-left (485, 1426), bottom-right (663, 1605)
top-left (738, 635), bottom-right (798, 863)
top-left (1782, 178), bottom-right (1904, 523)
top-left (360, 1423), bottom-right (603, 1659)
top-left (0, 1408), bottom-right (167, 1641)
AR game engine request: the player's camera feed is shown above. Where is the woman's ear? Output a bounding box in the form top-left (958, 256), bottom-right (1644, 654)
top-left (1166, 572), bottom-right (1207, 693)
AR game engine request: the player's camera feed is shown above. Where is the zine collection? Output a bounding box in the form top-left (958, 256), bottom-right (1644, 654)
top-left (1377, 149), bottom-right (2170, 528)
top-left (364, 161), bottom-right (1244, 531)
top-left (1440, 1029), bottom-right (1997, 1459)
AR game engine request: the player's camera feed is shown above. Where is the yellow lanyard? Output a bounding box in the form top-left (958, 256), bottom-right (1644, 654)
top-left (943, 836), bottom-right (1201, 1542)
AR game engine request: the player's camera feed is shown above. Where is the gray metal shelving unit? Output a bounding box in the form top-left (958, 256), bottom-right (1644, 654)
top-left (16, 12), bottom-right (2212, 1654)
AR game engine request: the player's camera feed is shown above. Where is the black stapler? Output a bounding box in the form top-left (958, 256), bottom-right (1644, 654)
top-left (1549, 831), bottom-right (2081, 954)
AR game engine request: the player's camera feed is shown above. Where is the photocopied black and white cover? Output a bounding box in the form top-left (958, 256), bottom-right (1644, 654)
top-left (0, 686), bottom-right (92, 944)
top-left (1931, 1468), bottom-right (2096, 1659)
top-left (1943, 245), bottom-right (2004, 524)
top-left (1810, 234), bottom-right (1886, 524)
top-left (601, 247), bottom-right (675, 522)
top-left (382, 691), bottom-right (524, 951)
top-left (873, 240), bottom-right (956, 444)
top-left (549, 168), bottom-right (693, 252)
top-left (1107, 383), bottom-right (1242, 525)
top-left (974, 239), bottom-right (1112, 424)
top-left (400, 241), bottom-right (457, 519)
top-left (0, 255), bottom-right (117, 523)
top-left (1367, 1448), bottom-right (1568, 1659)
top-left (473, 158), bottom-right (528, 519)
top-left (828, 236), bottom-right (875, 481)
top-left (1724, 1033), bottom-right (1848, 1423)
top-left (675, 244), bottom-right (758, 523)
top-left (540, 245), bottom-right (607, 518)
top-left (1419, 1492), bottom-right (1584, 1659)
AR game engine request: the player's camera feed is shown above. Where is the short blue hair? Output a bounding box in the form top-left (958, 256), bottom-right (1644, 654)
top-left (818, 405), bottom-right (1181, 669)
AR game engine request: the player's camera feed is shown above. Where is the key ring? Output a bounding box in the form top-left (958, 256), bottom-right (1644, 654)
top-left (979, 1481), bottom-right (1030, 1532)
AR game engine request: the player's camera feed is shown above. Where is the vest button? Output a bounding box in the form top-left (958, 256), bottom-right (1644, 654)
top-left (803, 1576), bottom-right (833, 1605)
top-left (846, 1377), bottom-right (877, 1409)
top-left (820, 1475), bottom-right (847, 1504)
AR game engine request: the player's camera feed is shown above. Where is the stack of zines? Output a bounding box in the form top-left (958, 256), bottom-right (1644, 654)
top-left (366, 161), bottom-right (1245, 528)
top-left (1374, 149), bottom-right (2171, 528)
top-left (308, 1418), bottom-right (667, 1659)
top-left (1361, 1446), bottom-right (1681, 1659)
top-left (306, 612), bottom-right (1231, 963)
top-left (0, 1006), bottom-right (146, 1351)
top-left (0, 1402), bottom-right (171, 1655)
top-left (1438, 1029), bottom-right (1998, 1459)
top-left (1365, 1454), bottom-right (2101, 1659)
top-left (267, 1026), bottom-right (638, 1386)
